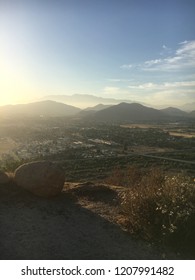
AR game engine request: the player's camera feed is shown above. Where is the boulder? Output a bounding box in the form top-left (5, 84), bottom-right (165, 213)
top-left (0, 171), bottom-right (10, 184)
top-left (14, 161), bottom-right (65, 197)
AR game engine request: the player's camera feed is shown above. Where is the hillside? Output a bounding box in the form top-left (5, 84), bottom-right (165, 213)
top-left (87, 102), bottom-right (167, 122)
top-left (189, 110), bottom-right (195, 117)
top-left (77, 104), bottom-right (112, 117)
top-left (0, 100), bottom-right (81, 118)
top-left (84, 103), bottom-right (112, 111)
top-left (160, 107), bottom-right (188, 117)
top-left (0, 100), bottom-right (194, 121)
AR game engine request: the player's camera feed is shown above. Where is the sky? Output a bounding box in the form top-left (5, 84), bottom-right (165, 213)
top-left (0, 0), bottom-right (195, 107)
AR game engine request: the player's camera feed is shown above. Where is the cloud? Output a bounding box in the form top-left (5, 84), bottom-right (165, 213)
top-left (143, 90), bottom-right (195, 107)
top-left (107, 79), bottom-right (122, 82)
top-left (179, 40), bottom-right (189, 45)
top-left (107, 78), bottom-right (133, 83)
top-left (143, 40), bottom-right (195, 71)
top-left (176, 40), bottom-right (195, 56)
top-left (119, 41), bottom-right (195, 72)
top-left (103, 86), bottom-right (120, 94)
top-left (161, 44), bottom-right (172, 53)
top-left (128, 81), bottom-right (195, 90)
top-left (163, 81), bottom-right (195, 88)
top-left (127, 80), bottom-right (195, 106)
top-left (144, 59), bottom-right (163, 67)
top-left (120, 64), bottom-right (133, 69)
top-left (128, 82), bottom-right (158, 90)
top-left (162, 45), bottom-right (168, 50)
top-left (126, 90), bottom-right (194, 107)
top-left (101, 82), bottom-right (194, 106)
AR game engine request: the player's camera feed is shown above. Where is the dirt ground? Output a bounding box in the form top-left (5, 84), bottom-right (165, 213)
top-left (0, 181), bottom-right (176, 260)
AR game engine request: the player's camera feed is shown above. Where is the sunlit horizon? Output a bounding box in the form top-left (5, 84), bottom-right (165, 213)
top-left (0, 0), bottom-right (195, 108)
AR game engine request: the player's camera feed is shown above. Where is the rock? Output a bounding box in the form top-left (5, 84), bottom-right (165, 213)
top-left (0, 171), bottom-right (10, 184)
top-left (14, 161), bottom-right (65, 197)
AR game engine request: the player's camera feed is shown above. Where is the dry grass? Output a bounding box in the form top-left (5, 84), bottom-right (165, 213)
top-left (105, 165), bottom-right (143, 188)
top-left (109, 166), bottom-right (195, 257)
top-left (168, 132), bottom-right (195, 138)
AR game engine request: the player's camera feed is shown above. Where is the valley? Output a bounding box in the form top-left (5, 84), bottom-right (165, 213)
top-left (0, 100), bottom-right (195, 260)
top-left (0, 114), bottom-right (194, 181)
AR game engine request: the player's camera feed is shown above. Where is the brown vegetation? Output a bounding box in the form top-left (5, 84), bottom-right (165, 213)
top-left (112, 167), bottom-right (195, 257)
top-left (1, 162), bottom-right (194, 259)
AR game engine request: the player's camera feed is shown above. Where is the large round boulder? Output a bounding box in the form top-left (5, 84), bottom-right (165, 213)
top-left (14, 161), bottom-right (65, 197)
top-left (0, 171), bottom-right (10, 184)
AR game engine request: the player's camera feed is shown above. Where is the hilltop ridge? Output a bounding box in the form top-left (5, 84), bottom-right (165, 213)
top-left (0, 100), bottom-right (194, 122)
top-left (0, 100), bottom-right (81, 118)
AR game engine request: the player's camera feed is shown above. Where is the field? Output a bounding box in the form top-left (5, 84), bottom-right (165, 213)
top-left (0, 118), bottom-right (195, 180)
top-left (121, 123), bottom-right (195, 138)
top-left (168, 131), bottom-right (195, 138)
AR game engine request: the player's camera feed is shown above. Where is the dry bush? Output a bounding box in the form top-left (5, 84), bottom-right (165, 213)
top-left (120, 168), bottom-right (165, 238)
top-left (105, 166), bottom-right (125, 186)
top-left (118, 167), bottom-right (195, 256)
top-left (105, 165), bottom-right (142, 187)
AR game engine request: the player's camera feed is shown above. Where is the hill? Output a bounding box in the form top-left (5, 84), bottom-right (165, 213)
top-left (77, 104), bottom-right (112, 117)
top-left (189, 110), bottom-right (195, 118)
top-left (86, 102), bottom-right (167, 122)
top-left (0, 100), bottom-right (81, 118)
top-left (160, 107), bottom-right (188, 117)
top-left (180, 102), bottom-right (195, 112)
top-left (84, 103), bottom-right (112, 111)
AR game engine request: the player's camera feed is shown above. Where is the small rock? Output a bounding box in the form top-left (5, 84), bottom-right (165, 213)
top-left (14, 161), bottom-right (65, 197)
top-left (0, 171), bottom-right (10, 184)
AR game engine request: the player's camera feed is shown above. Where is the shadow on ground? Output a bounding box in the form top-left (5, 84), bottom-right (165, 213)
top-left (0, 182), bottom-right (162, 260)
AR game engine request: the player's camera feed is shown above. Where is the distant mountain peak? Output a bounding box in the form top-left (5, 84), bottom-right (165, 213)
top-left (161, 107), bottom-right (187, 117)
top-left (41, 94), bottom-right (133, 109)
top-left (84, 102), bottom-right (166, 122)
top-left (0, 100), bottom-right (81, 118)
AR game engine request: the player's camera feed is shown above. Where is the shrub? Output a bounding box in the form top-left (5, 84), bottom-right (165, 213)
top-left (1, 158), bottom-right (29, 172)
top-left (105, 165), bottom-right (142, 187)
top-left (118, 167), bottom-right (195, 257)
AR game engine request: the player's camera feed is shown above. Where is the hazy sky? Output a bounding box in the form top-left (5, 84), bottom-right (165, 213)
top-left (0, 0), bottom-right (195, 106)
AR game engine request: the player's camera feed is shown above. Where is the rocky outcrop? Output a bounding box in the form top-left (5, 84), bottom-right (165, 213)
top-left (0, 171), bottom-right (10, 184)
top-left (14, 161), bottom-right (65, 197)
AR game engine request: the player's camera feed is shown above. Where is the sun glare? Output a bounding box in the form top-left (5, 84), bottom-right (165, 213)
top-left (0, 54), bottom-right (37, 106)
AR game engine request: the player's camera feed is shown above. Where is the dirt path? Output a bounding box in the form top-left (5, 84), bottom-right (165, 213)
top-left (0, 182), bottom-right (168, 260)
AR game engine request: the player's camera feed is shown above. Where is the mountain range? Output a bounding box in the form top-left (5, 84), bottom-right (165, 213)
top-left (0, 100), bottom-right (194, 122)
top-left (40, 94), bottom-right (195, 112)
top-left (41, 94), bottom-right (133, 108)
top-left (85, 102), bottom-right (167, 122)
